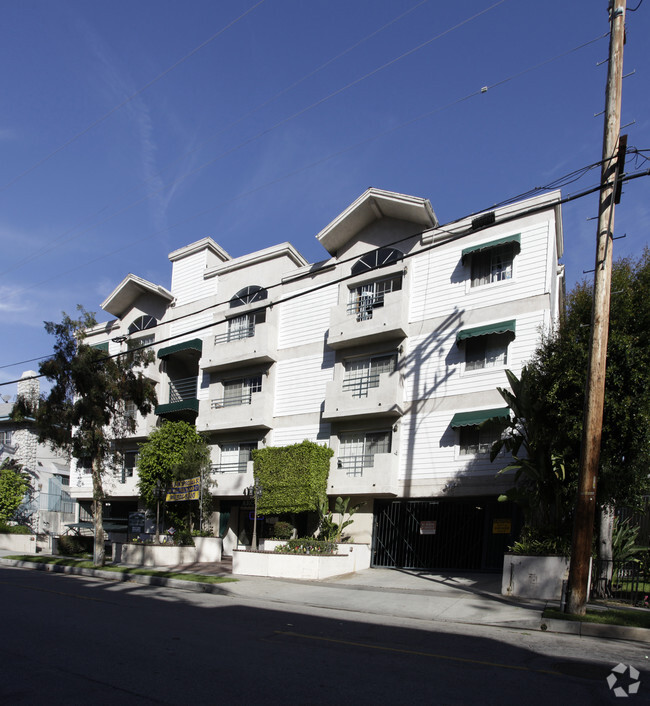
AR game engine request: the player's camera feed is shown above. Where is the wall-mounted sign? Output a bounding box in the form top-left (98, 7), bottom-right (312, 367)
top-left (492, 519), bottom-right (512, 534)
top-left (419, 520), bottom-right (437, 535)
top-left (128, 512), bottom-right (145, 534)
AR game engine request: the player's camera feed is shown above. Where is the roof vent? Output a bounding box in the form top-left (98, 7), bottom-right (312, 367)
top-left (471, 211), bottom-right (496, 231)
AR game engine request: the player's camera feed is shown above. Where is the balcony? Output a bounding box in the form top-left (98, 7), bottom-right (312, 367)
top-left (327, 452), bottom-right (398, 496)
top-left (327, 291), bottom-right (408, 349)
top-left (198, 390), bottom-right (273, 433)
top-left (155, 376), bottom-right (199, 419)
top-left (322, 372), bottom-right (403, 421)
top-left (202, 321), bottom-right (276, 373)
top-left (210, 460), bottom-right (254, 495)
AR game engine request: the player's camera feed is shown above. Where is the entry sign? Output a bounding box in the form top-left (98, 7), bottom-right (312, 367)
top-left (166, 477), bottom-right (201, 502)
top-left (492, 519), bottom-right (512, 534)
top-left (419, 520), bottom-right (437, 535)
top-left (129, 512), bottom-right (145, 534)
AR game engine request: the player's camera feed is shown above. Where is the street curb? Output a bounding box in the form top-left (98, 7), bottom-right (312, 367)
top-left (0, 558), bottom-right (232, 594)
top-left (540, 616), bottom-right (650, 643)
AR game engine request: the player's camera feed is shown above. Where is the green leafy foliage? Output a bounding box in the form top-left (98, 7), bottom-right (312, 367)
top-left (271, 521), bottom-right (294, 540)
top-left (611, 517), bottom-right (642, 562)
top-left (274, 538), bottom-right (337, 555)
top-left (317, 496), bottom-right (363, 543)
top-left (508, 526), bottom-right (571, 556)
top-left (17, 307), bottom-right (157, 566)
top-left (56, 535), bottom-right (93, 557)
top-left (0, 521), bottom-right (31, 534)
top-left (252, 440), bottom-right (333, 515)
top-left (0, 459), bottom-right (30, 523)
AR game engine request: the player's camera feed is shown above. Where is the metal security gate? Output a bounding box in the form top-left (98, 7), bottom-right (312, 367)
top-left (372, 499), bottom-right (517, 571)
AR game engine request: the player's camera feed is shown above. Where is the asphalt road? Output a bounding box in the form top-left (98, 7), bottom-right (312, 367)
top-left (0, 566), bottom-right (647, 705)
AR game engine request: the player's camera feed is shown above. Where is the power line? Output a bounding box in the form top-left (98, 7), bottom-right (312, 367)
top-left (3, 167), bottom-right (647, 386)
top-left (0, 31), bottom-right (611, 297)
top-left (0, 0), bottom-right (267, 194)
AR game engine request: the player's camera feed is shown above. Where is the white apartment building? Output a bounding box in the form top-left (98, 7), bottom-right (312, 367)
top-left (70, 188), bottom-right (564, 570)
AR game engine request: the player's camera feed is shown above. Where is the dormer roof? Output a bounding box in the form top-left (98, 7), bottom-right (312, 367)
top-left (101, 274), bottom-right (174, 318)
top-left (316, 188), bottom-right (438, 255)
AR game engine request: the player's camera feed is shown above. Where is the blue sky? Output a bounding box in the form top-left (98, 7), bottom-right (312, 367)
top-left (1, 0), bottom-right (649, 397)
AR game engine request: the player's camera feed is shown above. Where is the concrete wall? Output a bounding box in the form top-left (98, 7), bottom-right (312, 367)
top-left (0, 533), bottom-right (37, 554)
top-left (119, 537), bottom-right (222, 566)
top-left (502, 554), bottom-right (570, 600)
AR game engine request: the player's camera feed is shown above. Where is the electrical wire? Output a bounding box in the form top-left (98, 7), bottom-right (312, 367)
top-left (2, 167), bottom-right (648, 386)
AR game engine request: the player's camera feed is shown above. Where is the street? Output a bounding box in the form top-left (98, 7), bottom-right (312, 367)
top-left (0, 566), bottom-right (647, 704)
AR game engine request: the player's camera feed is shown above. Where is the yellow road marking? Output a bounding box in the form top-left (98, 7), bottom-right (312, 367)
top-left (275, 630), bottom-right (562, 676)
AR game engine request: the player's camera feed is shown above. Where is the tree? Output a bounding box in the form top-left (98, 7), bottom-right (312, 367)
top-left (137, 421), bottom-right (212, 536)
top-left (0, 459), bottom-right (29, 523)
top-left (498, 251), bottom-right (650, 570)
top-left (14, 307), bottom-right (157, 566)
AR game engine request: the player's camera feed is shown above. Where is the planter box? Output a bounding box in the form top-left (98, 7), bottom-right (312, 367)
top-left (233, 542), bottom-right (371, 579)
top-left (0, 533), bottom-right (37, 554)
top-left (118, 538), bottom-right (222, 567)
top-left (502, 554), bottom-right (570, 600)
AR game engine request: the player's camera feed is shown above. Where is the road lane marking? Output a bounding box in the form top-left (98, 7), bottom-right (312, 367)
top-left (275, 630), bottom-right (563, 676)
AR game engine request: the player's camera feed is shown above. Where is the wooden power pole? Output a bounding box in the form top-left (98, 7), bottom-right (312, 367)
top-left (565, 0), bottom-right (627, 615)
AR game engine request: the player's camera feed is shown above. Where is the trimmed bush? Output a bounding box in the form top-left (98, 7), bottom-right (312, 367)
top-left (57, 535), bottom-right (93, 556)
top-left (272, 521), bottom-right (294, 540)
top-left (0, 522), bottom-right (32, 535)
top-left (274, 538), bottom-right (337, 555)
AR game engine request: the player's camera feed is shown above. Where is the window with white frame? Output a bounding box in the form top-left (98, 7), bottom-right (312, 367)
top-left (217, 441), bottom-right (257, 472)
top-left (78, 457), bottom-right (93, 475)
top-left (128, 334), bottom-right (155, 350)
top-left (465, 334), bottom-right (510, 371)
top-left (339, 430), bottom-right (391, 476)
top-left (213, 376), bottom-right (263, 408)
top-left (343, 354), bottom-right (396, 397)
top-left (351, 247), bottom-right (403, 276)
top-left (0, 430), bottom-right (12, 446)
top-left (119, 450), bottom-right (138, 483)
top-left (223, 310), bottom-right (266, 343)
top-left (348, 275), bottom-right (402, 321)
top-left (470, 245), bottom-right (515, 287)
top-left (458, 422), bottom-right (503, 456)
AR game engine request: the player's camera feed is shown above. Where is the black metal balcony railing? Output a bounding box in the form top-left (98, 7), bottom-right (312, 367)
top-left (214, 323), bottom-right (256, 345)
top-left (346, 294), bottom-right (385, 321)
top-left (591, 557), bottom-right (650, 606)
top-left (169, 376), bottom-right (198, 403)
top-left (211, 392), bottom-right (254, 409)
top-left (337, 454), bottom-right (374, 477)
top-left (342, 372), bottom-right (381, 398)
top-left (212, 461), bottom-right (249, 474)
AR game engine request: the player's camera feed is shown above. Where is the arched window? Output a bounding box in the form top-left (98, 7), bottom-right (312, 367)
top-left (230, 285), bottom-right (268, 308)
top-left (351, 247), bottom-right (403, 276)
top-left (128, 315), bottom-right (157, 334)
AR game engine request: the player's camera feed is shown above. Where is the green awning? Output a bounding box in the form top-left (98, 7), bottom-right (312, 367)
top-left (92, 342), bottom-right (109, 352)
top-left (157, 338), bottom-right (203, 359)
top-left (450, 407), bottom-right (510, 428)
top-left (461, 234), bottom-right (521, 262)
top-left (155, 399), bottom-right (199, 416)
top-left (457, 320), bottom-right (516, 343)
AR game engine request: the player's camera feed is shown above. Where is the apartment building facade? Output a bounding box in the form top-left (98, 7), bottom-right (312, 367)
top-left (70, 188), bottom-right (564, 570)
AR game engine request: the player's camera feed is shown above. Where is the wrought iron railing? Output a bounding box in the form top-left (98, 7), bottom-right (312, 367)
top-left (591, 556), bottom-right (650, 607)
top-left (168, 376), bottom-right (197, 403)
top-left (211, 392), bottom-right (254, 409)
top-left (212, 461), bottom-right (249, 474)
top-left (347, 294), bottom-right (385, 320)
top-left (342, 372), bottom-right (381, 398)
top-left (214, 323), bottom-right (256, 345)
top-left (337, 454), bottom-right (374, 477)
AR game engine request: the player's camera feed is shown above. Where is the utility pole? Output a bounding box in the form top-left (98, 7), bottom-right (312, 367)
top-left (565, 0), bottom-right (627, 615)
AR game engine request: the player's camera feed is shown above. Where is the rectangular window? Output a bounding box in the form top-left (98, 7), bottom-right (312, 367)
top-left (128, 334), bottom-right (155, 350)
top-left (124, 401), bottom-right (138, 419)
top-left (471, 245), bottom-right (514, 287)
top-left (221, 311), bottom-right (266, 344)
top-left (459, 423), bottom-right (502, 456)
top-left (343, 354), bottom-right (396, 397)
top-left (120, 451), bottom-right (138, 483)
top-left (348, 276), bottom-right (402, 320)
top-left (465, 335), bottom-right (509, 371)
top-left (0, 430), bottom-right (12, 446)
top-left (214, 376), bottom-right (263, 408)
top-left (339, 430), bottom-right (391, 476)
top-left (217, 442), bottom-right (257, 472)
top-left (78, 458), bottom-right (93, 475)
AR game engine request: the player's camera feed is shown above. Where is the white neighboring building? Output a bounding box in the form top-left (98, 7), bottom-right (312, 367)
top-left (0, 372), bottom-right (73, 535)
top-left (70, 188), bottom-right (564, 570)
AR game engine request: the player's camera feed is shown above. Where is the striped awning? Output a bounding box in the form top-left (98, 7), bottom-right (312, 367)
top-left (456, 320), bottom-right (516, 343)
top-left (450, 407), bottom-right (510, 428)
top-left (157, 338), bottom-right (203, 359)
top-left (461, 234), bottom-right (521, 262)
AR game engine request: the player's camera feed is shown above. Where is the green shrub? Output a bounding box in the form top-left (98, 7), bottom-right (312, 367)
top-left (0, 522), bottom-right (32, 534)
top-left (508, 526), bottom-right (571, 556)
top-left (272, 521), bottom-right (294, 540)
top-left (191, 529), bottom-right (214, 538)
top-left (275, 538), bottom-right (337, 555)
top-left (57, 535), bottom-right (93, 556)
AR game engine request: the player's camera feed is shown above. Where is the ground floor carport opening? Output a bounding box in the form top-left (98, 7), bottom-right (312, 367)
top-left (371, 497), bottom-right (521, 571)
